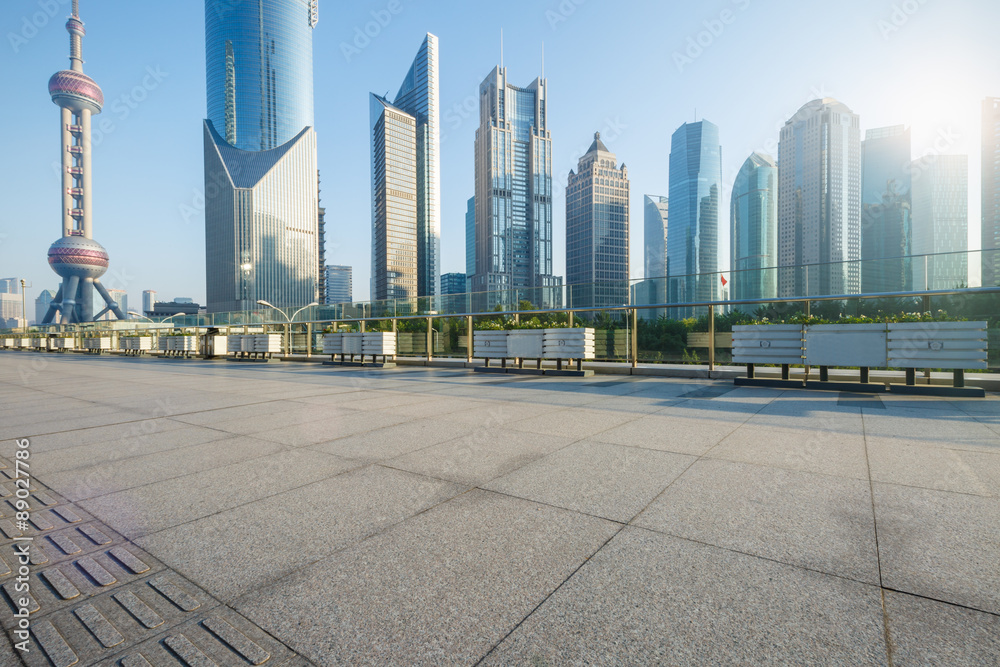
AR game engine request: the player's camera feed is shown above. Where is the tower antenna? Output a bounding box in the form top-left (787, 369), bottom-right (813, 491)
top-left (541, 42), bottom-right (544, 78)
top-left (500, 29), bottom-right (504, 68)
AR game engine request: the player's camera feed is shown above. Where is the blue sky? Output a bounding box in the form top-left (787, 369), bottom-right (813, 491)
top-left (1, 0), bottom-right (997, 312)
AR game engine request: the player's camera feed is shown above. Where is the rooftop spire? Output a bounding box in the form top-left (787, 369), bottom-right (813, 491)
top-left (66, 0), bottom-right (85, 72)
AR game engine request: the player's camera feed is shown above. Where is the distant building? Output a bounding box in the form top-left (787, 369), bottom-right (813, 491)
top-left (98, 289), bottom-right (128, 321)
top-left (566, 132), bottom-right (630, 309)
top-left (778, 98), bottom-right (861, 297)
top-left (0, 293), bottom-right (23, 327)
top-left (0, 278), bottom-right (20, 294)
top-left (472, 65), bottom-right (559, 308)
top-left (465, 196), bottom-right (476, 283)
top-left (982, 97), bottom-right (1000, 287)
top-left (440, 273), bottom-right (468, 296)
top-left (668, 120), bottom-right (722, 314)
top-left (861, 126), bottom-right (912, 294)
top-left (142, 290), bottom-right (157, 316)
top-left (325, 265), bottom-right (352, 305)
top-left (148, 300), bottom-right (201, 317)
top-left (911, 154), bottom-right (969, 290)
top-left (35, 290), bottom-right (58, 325)
top-left (731, 152), bottom-right (778, 303)
top-left (643, 196), bottom-right (668, 282)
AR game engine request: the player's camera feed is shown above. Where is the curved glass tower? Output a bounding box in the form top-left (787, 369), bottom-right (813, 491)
top-left (731, 152), bottom-right (777, 303)
top-left (205, 0), bottom-right (316, 151)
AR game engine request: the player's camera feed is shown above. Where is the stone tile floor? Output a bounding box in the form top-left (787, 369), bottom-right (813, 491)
top-left (0, 352), bottom-right (998, 665)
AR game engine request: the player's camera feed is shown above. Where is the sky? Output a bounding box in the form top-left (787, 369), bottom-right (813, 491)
top-left (1, 0), bottom-right (997, 315)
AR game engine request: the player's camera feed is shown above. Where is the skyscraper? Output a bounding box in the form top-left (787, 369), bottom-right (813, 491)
top-left (370, 34), bottom-right (441, 300)
top-left (668, 120), bottom-right (722, 311)
top-left (861, 126), bottom-right (911, 294)
top-left (324, 265), bottom-right (352, 305)
top-left (731, 152), bottom-right (778, 303)
top-left (440, 273), bottom-right (468, 296)
top-left (911, 154), bottom-right (969, 290)
top-left (472, 66), bottom-right (558, 308)
top-left (203, 0), bottom-right (321, 313)
top-left (99, 289), bottom-right (127, 321)
top-left (778, 98), bottom-right (861, 297)
top-left (982, 97), bottom-right (1000, 287)
top-left (142, 290), bottom-right (156, 316)
top-left (465, 196), bottom-right (476, 282)
top-left (41, 0), bottom-right (125, 325)
top-left (643, 196), bottom-right (668, 282)
top-left (35, 290), bottom-right (57, 325)
top-left (0, 279), bottom-right (20, 294)
top-left (566, 133), bottom-right (630, 308)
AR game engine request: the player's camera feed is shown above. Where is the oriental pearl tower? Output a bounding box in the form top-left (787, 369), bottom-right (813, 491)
top-left (41, 0), bottom-right (125, 325)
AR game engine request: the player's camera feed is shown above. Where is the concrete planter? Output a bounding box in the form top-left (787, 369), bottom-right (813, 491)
top-left (166, 336), bottom-right (199, 352)
top-left (321, 333), bottom-right (343, 355)
top-left (732, 325), bottom-right (804, 365)
top-left (82, 337), bottom-right (113, 351)
top-left (253, 334), bottom-right (282, 353)
top-left (31, 338), bottom-right (47, 349)
top-left (363, 332), bottom-right (396, 356)
top-left (120, 337), bottom-right (151, 351)
top-left (507, 330), bottom-right (545, 359)
top-left (342, 333), bottom-right (364, 355)
top-left (804, 324), bottom-right (887, 368)
top-left (473, 331), bottom-right (508, 359)
top-left (543, 328), bottom-right (595, 360)
top-left (207, 336), bottom-right (228, 356)
top-left (888, 321), bottom-right (988, 370)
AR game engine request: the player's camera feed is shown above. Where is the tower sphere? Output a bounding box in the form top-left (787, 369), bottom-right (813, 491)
top-left (66, 17), bottom-right (85, 37)
top-left (47, 236), bottom-right (109, 279)
top-left (49, 70), bottom-right (103, 114)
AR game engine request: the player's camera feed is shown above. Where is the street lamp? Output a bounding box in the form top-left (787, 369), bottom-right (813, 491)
top-left (256, 301), bottom-right (318, 355)
top-left (127, 311), bottom-right (152, 323)
top-left (19, 279), bottom-right (29, 333)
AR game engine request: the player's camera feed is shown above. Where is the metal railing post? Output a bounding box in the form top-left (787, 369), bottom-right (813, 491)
top-left (466, 315), bottom-right (473, 363)
top-left (306, 322), bottom-right (312, 358)
top-left (426, 317), bottom-right (433, 363)
top-left (708, 304), bottom-right (716, 372)
top-left (630, 308), bottom-right (638, 368)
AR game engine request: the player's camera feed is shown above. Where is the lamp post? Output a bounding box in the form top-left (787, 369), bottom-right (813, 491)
top-left (256, 301), bottom-right (318, 356)
top-left (19, 279), bottom-right (29, 333)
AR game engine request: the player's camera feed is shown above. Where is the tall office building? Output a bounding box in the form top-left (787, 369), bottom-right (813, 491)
top-left (465, 196), bottom-right (476, 283)
top-left (440, 273), bottom-right (467, 296)
top-left (731, 152), bottom-right (778, 303)
top-left (369, 34), bottom-right (441, 299)
top-left (98, 289), bottom-right (127, 321)
top-left (324, 265), bottom-right (352, 305)
top-left (203, 0), bottom-right (321, 313)
top-left (142, 290), bottom-right (156, 316)
top-left (778, 98), bottom-right (861, 297)
top-left (861, 126), bottom-right (912, 294)
top-left (318, 171), bottom-right (327, 303)
top-left (668, 120), bottom-right (722, 312)
top-left (911, 154), bottom-right (969, 290)
top-left (0, 293), bottom-right (24, 328)
top-left (643, 196), bottom-right (668, 281)
top-left (472, 66), bottom-right (559, 308)
top-left (983, 97), bottom-right (1000, 287)
top-left (0, 279), bottom-right (20, 294)
top-left (35, 290), bottom-right (57, 325)
top-left (566, 133), bottom-right (630, 308)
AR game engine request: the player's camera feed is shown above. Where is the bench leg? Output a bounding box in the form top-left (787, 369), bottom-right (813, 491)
top-left (860, 367), bottom-right (869, 384)
top-left (905, 368), bottom-right (916, 386)
top-left (819, 366), bottom-right (829, 382)
top-left (781, 364), bottom-right (789, 381)
top-left (577, 358), bottom-right (583, 372)
top-left (557, 359), bottom-right (563, 371)
top-left (954, 369), bottom-right (965, 388)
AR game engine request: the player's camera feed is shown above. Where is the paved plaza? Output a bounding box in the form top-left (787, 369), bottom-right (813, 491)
top-left (0, 353), bottom-right (998, 665)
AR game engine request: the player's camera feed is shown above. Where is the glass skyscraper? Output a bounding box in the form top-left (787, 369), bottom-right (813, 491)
top-left (324, 265), bottom-right (352, 305)
top-left (983, 97), bottom-right (1000, 287)
top-left (643, 196), bottom-right (668, 282)
top-left (203, 0), bottom-right (320, 313)
top-left (465, 196), bottom-right (476, 281)
top-left (778, 98), bottom-right (861, 297)
top-left (667, 120), bottom-right (721, 312)
top-left (472, 66), bottom-right (559, 308)
top-left (731, 152), bottom-right (777, 303)
top-left (861, 126), bottom-right (912, 294)
top-left (911, 154), bottom-right (969, 290)
top-left (566, 133), bottom-right (630, 309)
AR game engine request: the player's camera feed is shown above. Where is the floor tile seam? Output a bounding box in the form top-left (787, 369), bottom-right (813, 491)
top-left (52, 439), bottom-right (315, 503)
top-left (879, 586), bottom-right (1000, 619)
top-left (867, 477), bottom-right (1000, 501)
top-left (694, 451), bottom-right (873, 484)
top-left (686, 397), bottom-right (777, 461)
top-left (109, 459), bottom-right (381, 541)
top-left (625, 523), bottom-right (884, 589)
top-left (469, 486), bottom-right (631, 527)
top-left (471, 522), bottom-right (630, 667)
top-left (8, 413), bottom-right (190, 441)
top-left (226, 485), bottom-right (479, 610)
top-left (862, 409), bottom-right (896, 667)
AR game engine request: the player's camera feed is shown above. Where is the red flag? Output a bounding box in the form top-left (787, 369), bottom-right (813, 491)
top-left (720, 275), bottom-right (728, 287)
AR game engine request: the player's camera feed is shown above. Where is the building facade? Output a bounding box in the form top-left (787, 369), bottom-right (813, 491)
top-left (98, 289), bottom-right (128, 321)
top-left (142, 290), bottom-right (156, 315)
top-left (465, 196), bottom-right (476, 284)
top-left (911, 154), bottom-right (969, 290)
top-left (860, 126), bottom-right (912, 294)
top-left (0, 279), bottom-right (20, 294)
top-left (983, 97), bottom-right (1000, 287)
top-left (0, 293), bottom-right (23, 329)
top-left (35, 290), bottom-right (57, 325)
top-left (668, 120), bottom-right (722, 311)
top-left (203, 0), bottom-right (320, 313)
top-left (325, 265), bottom-right (352, 305)
top-left (440, 272), bottom-right (467, 296)
top-left (566, 133), bottom-right (630, 309)
top-left (731, 152), bottom-right (778, 303)
top-left (472, 66), bottom-right (559, 308)
top-left (643, 196), bottom-right (668, 282)
top-left (370, 95), bottom-right (418, 301)
top-left (778, 98), bottom-right (861, 297)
